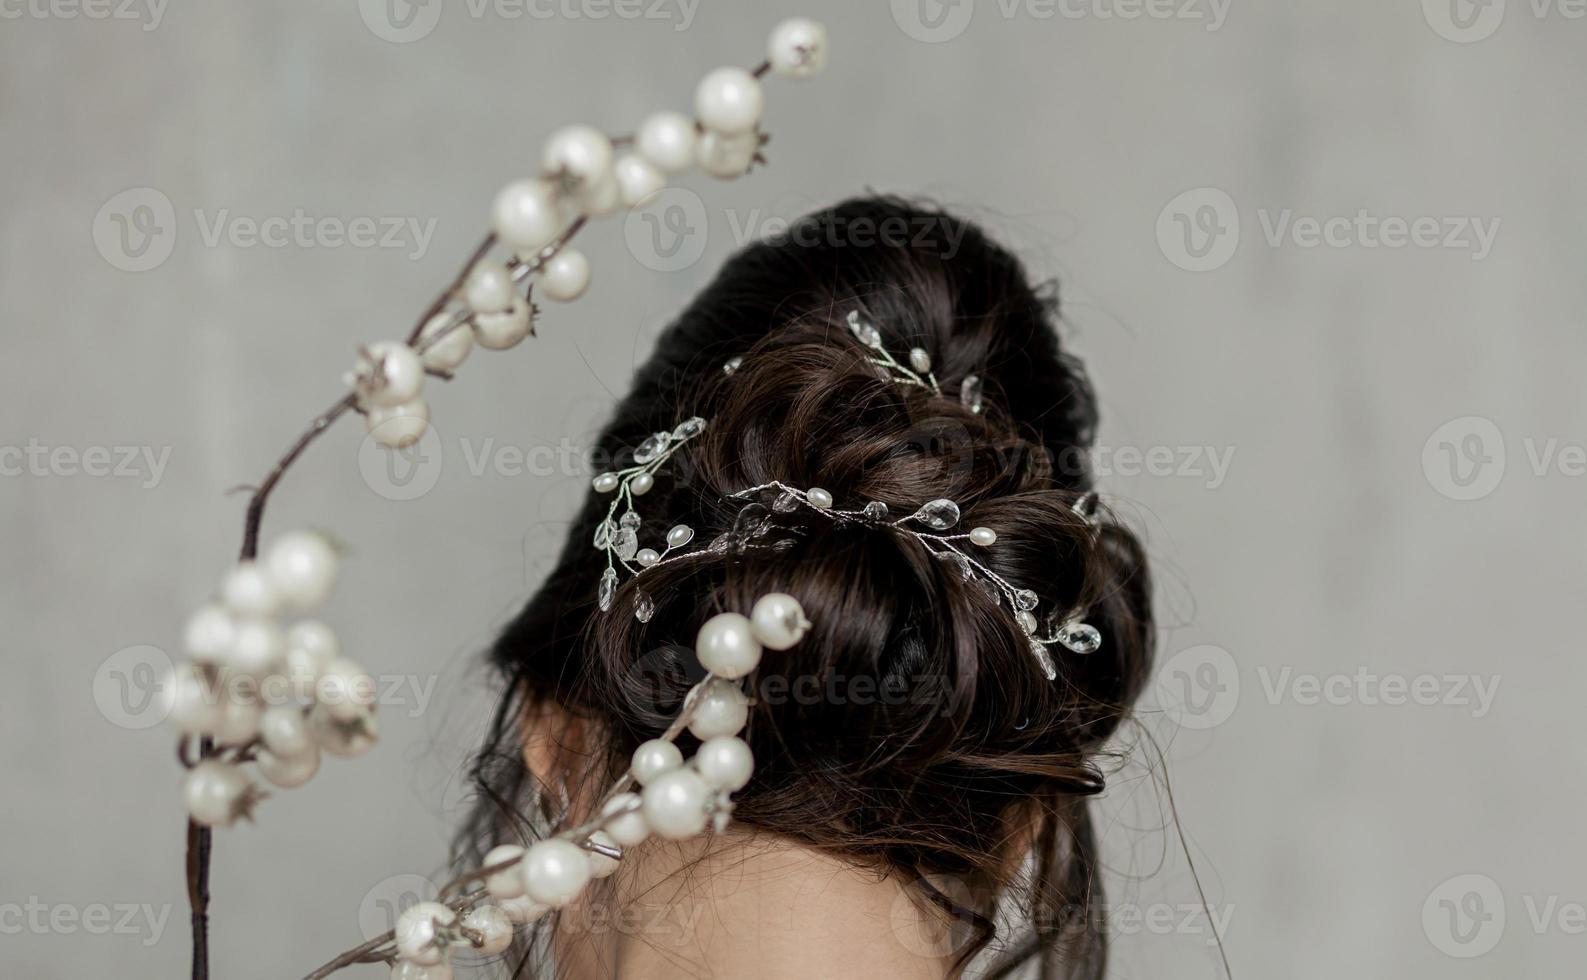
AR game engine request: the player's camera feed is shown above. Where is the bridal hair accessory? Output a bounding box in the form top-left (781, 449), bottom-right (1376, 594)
top-left (589, 310), bottom-right (1104, 681)
top-left (161, 18), bottom-right (829, 979)
top-left (309, 595), bottom-right (811, 979)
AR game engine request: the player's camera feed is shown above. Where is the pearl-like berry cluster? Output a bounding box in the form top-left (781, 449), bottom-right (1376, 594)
top-left (379, 595), bottom-right (810, 979)
top-left (346, 17), bottom-right (828, 452)
top-left (170, 530), bottom-right (378, 827)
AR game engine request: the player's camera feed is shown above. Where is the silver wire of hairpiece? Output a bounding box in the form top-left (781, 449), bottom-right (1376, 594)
top-left (845, 310), bottom-right (941, 395)
top-left (590, 416), bottom-right (709, 622)
top-left (727, 481), bottom-right (1101, 679)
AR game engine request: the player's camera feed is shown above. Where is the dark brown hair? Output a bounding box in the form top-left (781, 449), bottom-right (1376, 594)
top-left (457, 196), bottom-right (1154, 978)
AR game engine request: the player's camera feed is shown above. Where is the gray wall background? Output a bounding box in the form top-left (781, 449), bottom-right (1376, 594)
top-left (4, 1), bottom-right (1583, 977)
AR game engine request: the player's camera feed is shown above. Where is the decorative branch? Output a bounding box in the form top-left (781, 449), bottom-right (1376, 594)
top-left (165, 19), bottom-right (831, 979)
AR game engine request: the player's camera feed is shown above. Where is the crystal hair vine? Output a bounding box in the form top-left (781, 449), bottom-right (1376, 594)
top-left (589, 310), bottom-right (1105, 681)
top-left (159, 17), bottom-right (833, 979)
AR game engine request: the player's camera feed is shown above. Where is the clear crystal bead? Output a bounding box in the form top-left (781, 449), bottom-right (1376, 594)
top-left (722, 356), bottom-right (743, 376)
top-left (593, 519), bottom-right (615, 550)
top-left (597, 567), bottom-right (618, 611)
top-left (912, 498), bottom-right (960, 530)
top-left (634, 591), bottom-right (655, 623)
top-left (673, 416), bottom-right (707, 440)
top-left (1056, 620), bottom-right (1102, 655)
top-left (772, 489), bottom-right (801, 513)
top-left (960, 374), bottom-right (984, 414)
top-left (733, 502), bottom-right (771, 539)
top-left (1029, 639), bottom-right (1058, 681)
top-left (972, 576), bottom-right (1001, 605)
top-left (619, 510), bottom-right (641, 530)
top-left (634, 431), bottom-right (672, 464)
top-left (1012, 589), bottom-right (1040, 611)
top-left (909, 348), bottom-right (932, 373)
top-left (935, 551), bottom-right (974, 581)
top-left (614, 528), bottom-right (639, 562)
top-left (862, 501), bottom-right (889, 521)
top-left (846, 310), bottom-right (882, 349)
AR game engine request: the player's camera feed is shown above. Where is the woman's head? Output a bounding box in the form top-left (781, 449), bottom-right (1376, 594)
top-left (463, 196), bottom-right (1154, 977)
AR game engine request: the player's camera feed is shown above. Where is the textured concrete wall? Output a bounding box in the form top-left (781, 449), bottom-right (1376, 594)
top-left (4, 1), bottom-right (1582, 976)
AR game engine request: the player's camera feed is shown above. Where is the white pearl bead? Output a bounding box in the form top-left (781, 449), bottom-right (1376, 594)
top-left (629, 472), bottom-right (654, 496)
top-left (461, 905), bottom-right (513, 956)
top-left (635, 111), bottom-right (697, 173)
top-left (257, 746), bottom-right (320, 788)
top-left (357, 341), bottom-right (426, 409)
top-left (418, 311), bottom-right (473, 373)
top-left (391, 960), bottom-right (453, 980)
top-left (641, 768), bottom-right (711, 840)
top-left (593, 472), bottom-right (620, 493)
top-left (665, 525), bottom-right (694, 548)
top-left (471, 297), bottom-right (532, 351)
top-left (497, 894), bottom-right (549, 925)
top-left (287, 620), bottom-right (339, 668)
top-left (259, 705), bottom-right (313, 758)
top-left (630, 738), bottom-right (683, 785)
top-left (213, 691), bottom-right (263, 747)
top-left (806, 487), bottom-right (833, 510)
top-left (492, 179), bottom-right (561, 253)
top-left (483, 844), bottom-right (526, 899)
top-left (768, 18), bottom-right (828, 78)
top-left (601, 792), bottom-right (650, 846)
top-left (229, 617), bottom-right (286, 677)
top-left (613, 153), bottom-right (665, 207)
top-left (521, 838), bottom-right (592, 907)
top-left (695, 612), bottom-right (762, 679)
top-left (909, 347), bottom-right (932, 373)
top-left (695, 736), bottom-right (754, 791)
top-left (396, 901), bottom-right (456, 966)
top-left (308, 702), bottom-right (378, 757)
top-left (541, 125), bottom-right (615, 187)
top-left (264, 530), bottom-right (338, 611)
top-left (969, 526), bottom-right (998, 547)
top-left (686, 679), bottom-right (748, 740)
top-left (464, 262), bottom-right (515, 315)
top-left (164, 664), bottom-right (222, 736)
top-left (695, 129), bottom-right (758, 180)
top-left (184, 603), bottom-right (236, 663)
top-left (183, 760), bottom-right (251, 827)
top-left (575, 172), bottom-right (620, 217)
top-left (695, 67), bottom-right (762, 134)
top-left (540, 249), bottom-right (590, 303)
top-left (749, 593), bottom-right (809, 651)
top-left (584, 830), bottom-right (621, 879)
top-left (317, 657), bottom-right (377, 722)
top-left (366, 398), bottom-right (430, 449)
top-left (635, 548), bottom-right (661, 567)
top-left (222, 562), bottom-right (280, 618)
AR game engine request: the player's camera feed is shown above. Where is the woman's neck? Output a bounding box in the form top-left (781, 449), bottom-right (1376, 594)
top-left (554, 831), bottom-right (959, 979)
